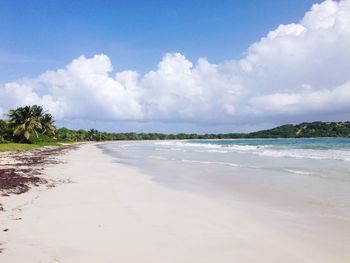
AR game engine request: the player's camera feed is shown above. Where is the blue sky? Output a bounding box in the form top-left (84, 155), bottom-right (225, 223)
top-left (0, 0), bottom-right (317, 82)
top-left (1, 0), bottom-right (350, 133)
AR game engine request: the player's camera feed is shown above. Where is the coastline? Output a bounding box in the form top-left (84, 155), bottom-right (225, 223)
top-left (1, 143), bottom-right (349, 262)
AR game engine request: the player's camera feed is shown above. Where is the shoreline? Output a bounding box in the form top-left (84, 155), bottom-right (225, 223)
top-left (1, 143), bottom-right (349, 262)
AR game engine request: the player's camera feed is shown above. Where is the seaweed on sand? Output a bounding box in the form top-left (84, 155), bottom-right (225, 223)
top-left (0, 144), bottom-right (78, 210)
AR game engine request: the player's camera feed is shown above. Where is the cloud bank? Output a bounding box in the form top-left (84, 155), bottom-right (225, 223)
top-left (1, 0), bottom-right (350, 131)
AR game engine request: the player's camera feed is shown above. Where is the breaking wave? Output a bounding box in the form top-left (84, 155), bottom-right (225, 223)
top-left (154, 140), bottom-right (350, 162)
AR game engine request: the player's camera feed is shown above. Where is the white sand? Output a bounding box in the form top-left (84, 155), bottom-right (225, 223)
top-left (1, 144), bottom-right (348, 262)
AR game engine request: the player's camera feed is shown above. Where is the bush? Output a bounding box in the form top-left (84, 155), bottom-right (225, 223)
top-left (28, 134), bottom-right (55, 144)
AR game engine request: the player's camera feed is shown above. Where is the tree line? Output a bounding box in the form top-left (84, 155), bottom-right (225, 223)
top-left (1, 105), bottom-right (350, 144)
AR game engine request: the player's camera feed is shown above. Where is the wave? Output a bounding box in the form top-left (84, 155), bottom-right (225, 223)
top-left (155, 141), bottom-right (267, 151)
top-left (283, 169), bottom-right (313, 175)
top-left (154, 140), bottom-right (350, 162)
top-left (258, 149), bottom-right (350, 162)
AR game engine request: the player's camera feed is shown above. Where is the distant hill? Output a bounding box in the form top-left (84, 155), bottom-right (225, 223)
top-left (249, 121), bottom-right (350, 138)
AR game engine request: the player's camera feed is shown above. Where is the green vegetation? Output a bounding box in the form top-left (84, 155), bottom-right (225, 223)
top-left (0, 105), bottom-right (349, 151)
top-left (54, 121), bottom-right (350, 141)
top-left (0, 143), bottom-right (54, 152)
top-left (0, 105), bottom-right (61, 151)
top-left (250, 122), bottom-right (350, 138)
top-left (6, 105), bottom-right (56, 142)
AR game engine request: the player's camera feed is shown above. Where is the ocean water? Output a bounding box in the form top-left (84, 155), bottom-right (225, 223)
top-left (101, 138), bottom-right (350, 217)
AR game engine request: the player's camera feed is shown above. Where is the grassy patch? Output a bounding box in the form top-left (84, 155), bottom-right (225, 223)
top-left (0, 142), bottom-right (63, 152)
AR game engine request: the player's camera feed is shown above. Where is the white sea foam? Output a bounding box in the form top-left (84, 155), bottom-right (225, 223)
top-left (258, 149), bottom-right (350, 162)
top-left (196, 149), bottom-right (229, 153)
top-left (283, 169), bottom-right (313, 175)
top-left (154, 140), bottom-right (350, 162)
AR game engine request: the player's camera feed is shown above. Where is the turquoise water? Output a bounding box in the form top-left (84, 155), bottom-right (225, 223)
top-left (190, 138), bottom-right (350, 150)
top-left (159, 138), bottom-right (350, 162)
top-left (101, 138), bottom-right (350, 215)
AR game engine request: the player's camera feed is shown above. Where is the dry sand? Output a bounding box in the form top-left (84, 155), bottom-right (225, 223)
top-left (0, 144), bottom-right (348, 262)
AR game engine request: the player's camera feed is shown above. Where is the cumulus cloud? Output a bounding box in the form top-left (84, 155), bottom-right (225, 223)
top-left (1, 0), bottom-right (350, 131)
top-left (1, 55), bottom-right (144, 121)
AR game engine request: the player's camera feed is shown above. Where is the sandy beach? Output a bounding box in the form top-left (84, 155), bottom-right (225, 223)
top-left (0, 143), bottom-right (349, 262)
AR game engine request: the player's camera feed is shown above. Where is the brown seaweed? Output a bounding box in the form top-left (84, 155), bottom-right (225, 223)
top-left (0, 144), bottom-right (78, 210)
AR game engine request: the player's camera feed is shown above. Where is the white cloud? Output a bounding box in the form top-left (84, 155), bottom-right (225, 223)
top-left (1, 0), bottom-right (350, 131)
top-left (1, 54), bottom-right (144, 121)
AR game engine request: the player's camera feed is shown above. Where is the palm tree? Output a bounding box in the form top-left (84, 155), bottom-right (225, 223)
top-left (31, 105), bottom-right (56, 136)
top-left (7, 105), bottom-right (57, 142)
top-left (86, 129), bottom-right (101, 141)
top-left (8, 106), bottom-right (42, 142)
top-left (31, 105), bottom-right (44, 119)
top-left (40, 113), bottom-right (56, 136)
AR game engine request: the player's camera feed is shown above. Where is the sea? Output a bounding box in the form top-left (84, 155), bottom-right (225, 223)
top-left (100, 138), bottom-right (350, 228)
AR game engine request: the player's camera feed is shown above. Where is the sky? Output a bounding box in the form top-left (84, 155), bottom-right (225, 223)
top-left (1, 0), bottom-right (350, 133)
